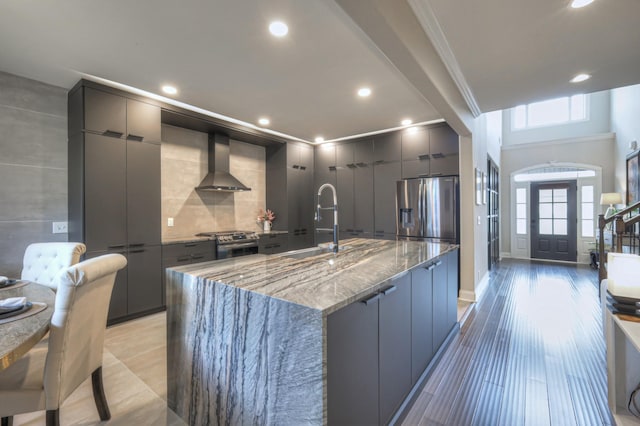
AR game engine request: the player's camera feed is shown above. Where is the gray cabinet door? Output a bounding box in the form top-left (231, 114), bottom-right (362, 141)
top-left (126, 99), bottom-right (161, 142)
top-left (432, 256), bottom-right (449, 349)
top-left (328, 294), bottom-right (380, 426)
top-left (429, 124), bottom-right (459, 176)
top-left (374, 161), bottom-right (401, 235)
top-left (299, 143), bottom-right (314, 170)
top-left (447, 250), bottom-right (459, 331)
top-left (126, 141), bottom-right (161, 246)
top-left (337, 168), bottom-right (354, 232)
top-left (401, 127), bottom-right (429, 161)
top-left (84, 87), bottom-right (126, 135)
top-left (354, 139), bottom-right (374, 165)
top-left (84, 133), bottom-right (127, 251)
top-left (411, 265), bottom-right (434, 385)
top-left (127, 245), bottom-right (162, 315)
top-left (336, 142), bottom-right (355, 167)
top-left (314, 145), bottom-right (337, 244)
top-left (402, 158), bottom-right (430, 179)
top-left (379, 273), bottom-right (412, 425)
top-left (354, 164), bottom-right (374, 234)
top-left (374, 133), bottom-right (401, 163)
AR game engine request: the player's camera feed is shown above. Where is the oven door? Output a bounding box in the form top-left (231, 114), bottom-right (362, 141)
top-left (217, 241), bottom-right (259, 259)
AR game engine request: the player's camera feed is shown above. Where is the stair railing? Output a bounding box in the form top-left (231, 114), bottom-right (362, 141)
top-left (598, 200), bottom-right (640, 282)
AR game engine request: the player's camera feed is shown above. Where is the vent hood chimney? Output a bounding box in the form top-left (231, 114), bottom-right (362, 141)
top-left (195, 133), bottom-right (251, 192)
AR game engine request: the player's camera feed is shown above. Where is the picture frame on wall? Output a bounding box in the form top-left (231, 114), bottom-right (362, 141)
top-left (475, 168), bottom-right (482, 205)
top-left (482, 172), bottom-right (488, 205)
top-left (627, 150), bottom-right (640, 205)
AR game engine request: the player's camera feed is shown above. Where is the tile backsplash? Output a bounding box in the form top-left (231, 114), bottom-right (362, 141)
top-left (161, 124), bottom-right (266, 240)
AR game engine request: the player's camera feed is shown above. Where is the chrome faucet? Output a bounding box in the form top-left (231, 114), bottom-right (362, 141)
top-left (315, 183), bottom-right (339, 253)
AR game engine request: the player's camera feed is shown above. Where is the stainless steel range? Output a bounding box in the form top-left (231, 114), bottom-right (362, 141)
top-left (196, 230), bottom-right (259, 259)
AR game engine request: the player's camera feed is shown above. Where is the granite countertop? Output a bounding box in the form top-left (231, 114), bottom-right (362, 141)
top-left (170, 238), bottom-right (458, 315)
top-left (162, 236), bottom-right (214, 245)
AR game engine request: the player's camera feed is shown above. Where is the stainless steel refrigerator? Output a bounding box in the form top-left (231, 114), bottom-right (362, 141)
top-left (396, 176), bottom-right (459, 243)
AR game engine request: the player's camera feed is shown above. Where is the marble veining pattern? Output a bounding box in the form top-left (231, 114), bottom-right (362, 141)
top-left (172, 238), bottom-right (457, 315)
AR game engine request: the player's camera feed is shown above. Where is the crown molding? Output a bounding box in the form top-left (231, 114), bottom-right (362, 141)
top-left (408, 0), bottom-right (482, 118)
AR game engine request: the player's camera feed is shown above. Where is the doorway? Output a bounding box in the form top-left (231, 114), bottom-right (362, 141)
top-left (530, 180), bottom-right (577, 261)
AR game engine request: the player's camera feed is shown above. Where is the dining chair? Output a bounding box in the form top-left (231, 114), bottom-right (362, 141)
top-left (21, 242), bottom-right (86, 291)
top-left (0, 253), bottom-right (127, 426)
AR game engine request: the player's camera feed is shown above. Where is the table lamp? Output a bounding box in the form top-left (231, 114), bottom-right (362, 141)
top-left (600, 192), bottom-right (623, 218)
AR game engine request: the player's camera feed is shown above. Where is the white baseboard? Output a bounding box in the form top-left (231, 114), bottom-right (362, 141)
top-left (500, 251), bottom-right (511, 259)
top-left (459, 271), bottom-right (489, 303)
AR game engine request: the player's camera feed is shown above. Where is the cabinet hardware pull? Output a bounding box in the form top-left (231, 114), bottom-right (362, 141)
top-left (382, 286), bottom-right (397, 296)
top-left (361, 293), bottom-right (381, 305)
top-left (375, 230), bottom-right (384, 234)
top-left (435, 260), bottom-right (442, 267)
top-left (431, 173), bottom-right (443, 176)
top-left (293, 165), bottom-right (300, 169)
top-left (184, 243), bottom-right (197, 247)
top-left (191, 255), bottom-right (204, 260)
top-left (300, 166), bottom-right (306, 170)
top-left (426, 264), bottom-right (436, 271)
top-left (431, 153), bottom-right (445, 159)
top-left (356, 162), bottom-right (367, 167)
top-left (328, 166), bottom-right (337, 171)
top-left (347, 163), bottom-right (357, 169)
top-left (418, 154), bottom-right (430, 160)
top-left (127, 134), bottom-right (144, 142)
top-left (129, 243), bottom-right (145, 248)
top-left (374, 160), bottom-right (385, 165)
top-left (108, 244), bottom-right (126, 249)
top-left (102, 130), bottom-right (124, 138)
top-left (129, 249), bottom-right (145, 254)
top-left (177, 256), bottom-right (191, 262)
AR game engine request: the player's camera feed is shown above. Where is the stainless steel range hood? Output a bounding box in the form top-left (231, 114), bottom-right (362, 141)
top-left (196, 133), bottom-right (251, 192)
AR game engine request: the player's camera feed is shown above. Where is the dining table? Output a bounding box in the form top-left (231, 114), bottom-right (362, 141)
top-left (0, 282), bottom-right (55, 372)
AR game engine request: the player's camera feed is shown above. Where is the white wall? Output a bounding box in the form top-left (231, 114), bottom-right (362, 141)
top-left (500, 135), bottom-right (615, 255)
top-left (502, 91), bottom-right (611, 146)
top-left (611, 84), bottom-right (640, 195)
top-left (458, 112), bottom-right (502, 302)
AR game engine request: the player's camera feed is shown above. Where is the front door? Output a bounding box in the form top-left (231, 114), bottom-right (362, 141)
top-left (531, 181), bottom-right (577, 262)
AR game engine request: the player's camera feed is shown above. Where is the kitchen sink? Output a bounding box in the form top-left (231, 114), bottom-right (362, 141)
top-left (281, 245), bottom-right (348, 260)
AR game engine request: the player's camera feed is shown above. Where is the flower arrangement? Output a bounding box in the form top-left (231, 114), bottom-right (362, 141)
top-left (257, 208), bottom-right (276, 224)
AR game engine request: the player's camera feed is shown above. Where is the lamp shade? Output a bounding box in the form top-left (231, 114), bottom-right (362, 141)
top-left (600, 192), bottom-right (623, 206)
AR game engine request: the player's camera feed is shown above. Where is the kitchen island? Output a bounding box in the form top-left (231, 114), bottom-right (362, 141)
top-left (166, 238), bottom-right (459, 425)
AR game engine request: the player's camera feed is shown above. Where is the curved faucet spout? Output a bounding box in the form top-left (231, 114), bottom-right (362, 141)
top-left (316, 183), bottom-right (339, 253)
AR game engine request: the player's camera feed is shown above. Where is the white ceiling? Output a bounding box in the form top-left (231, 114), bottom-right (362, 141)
top-left (1, 0), bottom-right (639, 141)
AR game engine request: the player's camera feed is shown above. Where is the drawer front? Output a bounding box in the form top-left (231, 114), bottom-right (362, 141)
top-left (162, 241), bottom-right (215, 263)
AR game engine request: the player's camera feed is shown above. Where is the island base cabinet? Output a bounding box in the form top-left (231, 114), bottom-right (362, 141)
top-left (411, 266), bottom-right (434, 385)
top-left (379, 273), bottom-right (412, 425)
top-left (327, 273), bottom-right (412, 426)
top-left (433, 257), bottom-right (449, 350)
top-left (327, 295), bottom-right (379, 426)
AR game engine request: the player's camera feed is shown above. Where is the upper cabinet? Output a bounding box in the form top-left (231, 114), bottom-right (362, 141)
top-left (83, 87), bottom-right (126, 136)
top-left (401, 123), bottom-right (459, 178)
top-left (126, 98), bottom-right (162, 143)
top-left (373, 133), bottom-right (402, 237)
top-left (336, 140), bottom-right (374, 237)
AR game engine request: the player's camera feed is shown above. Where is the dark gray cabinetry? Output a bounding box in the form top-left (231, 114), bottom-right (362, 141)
top-left (327, 292), bottom-right (380, 426)
top-left (127, 245), bottom-right (162, 315)
top-left (266, 143), bottom-right (314, 251)
top-left (84, 87), bottom-right (126, 136)
top-left (258, 233), bottom-right (289, 254)
top-left (401, 123), bottom-right (459, 179)
top-left (314, 145), bottom-right (337, 244)
top-left (126, 98), bottom-right (161, 142)
top-left (411, 265), bottom-right (434, 385)
top-left (432, 256), bottom-right (449, 350)
top-left (429, 124), bottom-right (459, 177)
top-left (336, 140), bottom-right (374, 238)
top-left (373, 133), bottom-right (402, 238)
top-left (328, 272), bottom-right (411, 425)
top-left (162, 241), bottom-right (216, 306)
top-left (83, 133), bottom-right (127, 251)
top-left (402, 127), bottom-right (430, 178)
top-left (446, 249), bottom-right (459, 331)
top-left (379, 273), bottom-right (412, 425)
top-left (68, 82), bottom-right (163, 324)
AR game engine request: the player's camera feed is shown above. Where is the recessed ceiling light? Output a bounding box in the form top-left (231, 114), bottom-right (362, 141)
top-left (315, 136), bottom-right (325, 143)
top-left (258, 117), bottom-right (270, 126)
top-left (571, 0), bottom-right (594, 8)
top-left (357, 87), bottom-right (372, 97)
top-left (570, 73), bottom-right (591, 83)
top-left (162, 85), bottom-right (177, 95)
top-left (269, 21), bottom-right (288, 37)
top-left (401, 119), bottom-right (413, 126)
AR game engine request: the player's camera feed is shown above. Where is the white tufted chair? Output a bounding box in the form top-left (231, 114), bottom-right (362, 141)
top-left (0, 253), bottom-right (127, 426)
top-left (21, 242), bottom-right (86, 291)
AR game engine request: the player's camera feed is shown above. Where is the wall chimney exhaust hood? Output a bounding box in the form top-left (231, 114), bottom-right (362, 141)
top-left (195, 133), bottom-right (251, 192)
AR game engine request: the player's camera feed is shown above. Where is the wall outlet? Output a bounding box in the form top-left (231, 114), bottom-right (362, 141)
top-left (52, 221), bottom-right (68, 234)
top-left (168, 217), bottom-right (174, 227)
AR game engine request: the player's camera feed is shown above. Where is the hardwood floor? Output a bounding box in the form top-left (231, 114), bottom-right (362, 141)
top-left (402, 259), bottom-right (612, 426)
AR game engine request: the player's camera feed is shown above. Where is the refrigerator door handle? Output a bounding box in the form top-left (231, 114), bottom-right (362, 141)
top-left (417, 179), bottom-right (423, 236)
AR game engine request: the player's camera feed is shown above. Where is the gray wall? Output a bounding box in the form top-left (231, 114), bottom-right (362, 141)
top-left (0, 71), bottom-right (68, 277)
